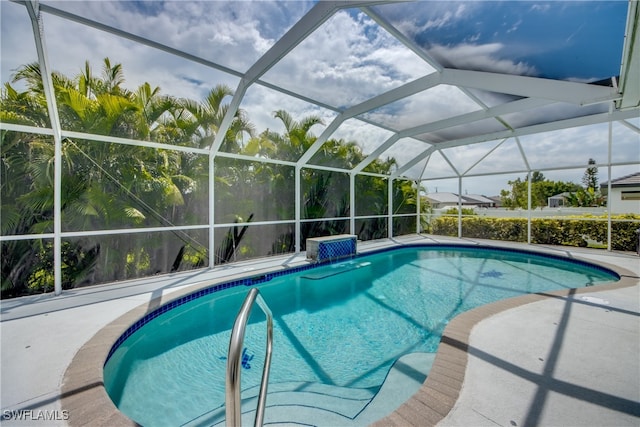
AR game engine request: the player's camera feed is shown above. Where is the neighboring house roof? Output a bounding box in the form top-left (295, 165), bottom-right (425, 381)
top-left (426, 192), bottom-right (495, 205)
top-left (549, 192), bottom-right (573, 199)
top-left (463, 194), bottom-right (495, 204)
top-left (426, 192), bottom-right (463, 204)
top-left (600, 172), bottom-right (640, 188)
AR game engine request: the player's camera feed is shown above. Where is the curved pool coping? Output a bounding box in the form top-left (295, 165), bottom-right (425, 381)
top-left (60, 244), bottom-right (638, 426)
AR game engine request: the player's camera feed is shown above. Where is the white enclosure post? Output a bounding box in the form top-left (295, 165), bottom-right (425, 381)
top-left (457, 177), bottom-right (462, 238)
top-left (209, 154), bottom-right (216, 267)
top-left (26, 2), bottom-right (64, 295)
top-left (416, 181), bottom-right (421, 234)
top-left (295, 166), bottom-right (301, 253)
top-left (350, 173), bottom-right (356, 236)
top-left (527, 172), bottom-right (532, 244)
top-left (388, 178), bottom-right (394, 238)
top-left (607, 104), bottom-right (613, 251)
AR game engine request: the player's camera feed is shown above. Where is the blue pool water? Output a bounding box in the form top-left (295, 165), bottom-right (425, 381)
top-left (103, 245), bottom-right (618, 426)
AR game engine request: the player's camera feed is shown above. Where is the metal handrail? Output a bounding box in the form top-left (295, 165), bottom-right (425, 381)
top-left (225, 288), bottom-right (273, 427)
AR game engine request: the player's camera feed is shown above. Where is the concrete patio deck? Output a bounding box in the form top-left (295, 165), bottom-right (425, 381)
top-left (1, 235), bottom-right (639, 426)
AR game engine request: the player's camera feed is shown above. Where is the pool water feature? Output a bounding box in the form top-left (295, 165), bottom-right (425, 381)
top-left (103, 245), bottom-right (619, 426)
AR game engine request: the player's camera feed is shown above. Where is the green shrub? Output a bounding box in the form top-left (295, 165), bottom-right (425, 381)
top-left (610, 220), bottom-right (640, 251)
top-left (429, 214), bottom-right (640, 251)
top-left (430, 216), bottom-right (457, 237)
top-left (443, 207), bottom-right (477, 216)
top-left (531, 219), bottom-right (564, 245)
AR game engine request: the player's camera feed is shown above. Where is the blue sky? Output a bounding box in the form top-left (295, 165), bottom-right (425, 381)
top-left (376, 1), bottom-right (628, 81)
top-left (1, 0), bottom-right (637, 195)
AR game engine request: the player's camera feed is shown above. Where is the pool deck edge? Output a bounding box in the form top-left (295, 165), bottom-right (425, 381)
top-left (57, 244), bottom-right (639, 427)
top-left (370, 258), bottom-right (638, 427)
top-left (59, 265), bottom-right (306, 427)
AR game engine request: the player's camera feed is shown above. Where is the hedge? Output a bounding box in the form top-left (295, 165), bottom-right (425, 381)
top-left (429, 215), bottom-right (640, 251)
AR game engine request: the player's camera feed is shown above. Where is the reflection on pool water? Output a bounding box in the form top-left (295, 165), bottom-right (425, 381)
top-left (103, 245), bottom-right (618, 426)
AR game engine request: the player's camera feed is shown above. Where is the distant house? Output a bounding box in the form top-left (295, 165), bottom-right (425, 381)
top-left (464, 194), bottom-right (497, 208)
top-left (600, 172), bottom-right (640, 214)
top-left (488, 196), bottom-right (503, 208)
top-left (425, 192), bottom-right (466, 209)
top-left (425, 192), bottom-right (496, 209)
top-left (548, 192), bottom-right (573, 208)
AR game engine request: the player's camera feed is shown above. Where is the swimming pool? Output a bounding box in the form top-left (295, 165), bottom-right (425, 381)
top-left (103, 245), bottom-right (619, 426)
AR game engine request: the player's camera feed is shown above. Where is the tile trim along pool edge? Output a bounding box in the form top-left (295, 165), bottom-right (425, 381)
top-left (59, 244), bottom-right (638, 427)
top-left (102, 243), bottom-right (621, 367)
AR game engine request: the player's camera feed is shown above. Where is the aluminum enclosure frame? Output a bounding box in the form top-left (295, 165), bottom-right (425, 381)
top-left (1, 0), bottom-right (639, 295)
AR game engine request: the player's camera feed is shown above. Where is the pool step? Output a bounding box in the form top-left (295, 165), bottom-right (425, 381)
top-left (267, 380), bottom-right (376, 400)
top-left (241, 382), bottom-right (376, 426)
top-left (354, 352), bottom-right (435, 424)
top-left (184, 381), bottom-right (375, 427)
top-left (183, 353), bottom-right (435, 426)
top-left (252, 353), bottom-right (435, 426)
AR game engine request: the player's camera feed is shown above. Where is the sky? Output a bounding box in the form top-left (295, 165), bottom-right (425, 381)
top-left (378, 1), bottom-right (628, 81)
top-left (1, 0), bottom-right (638, 197)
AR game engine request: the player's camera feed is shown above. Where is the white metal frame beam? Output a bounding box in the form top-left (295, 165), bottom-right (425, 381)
top-left (618, 0), bottom-right (640, 110)
top-left (4, 0), bottom-right (639, 297)
top-left (208, 1), bottom-right (398, 156)
top-left (37, 2), bottom-right (243, 78)
top-left (441, 69), bottom-right (622, 106)
top-left (209, 1), bottom-right (344, 155)
top-left (297, 72), bottom-right (442, 166)
top-left (24, 0), bottom-right (64, 295)
top-left (362, 5), bottom-right (442, 72)
top-left (393, 107), bottom-right (639, 178)
top-left (353, 96), bottom-right (566, 176)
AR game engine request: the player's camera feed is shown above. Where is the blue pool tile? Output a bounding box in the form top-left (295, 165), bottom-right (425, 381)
top-left (104, 242), bottom-right (618, 366)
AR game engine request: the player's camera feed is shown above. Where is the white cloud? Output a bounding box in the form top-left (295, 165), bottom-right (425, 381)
top-left (392, 3), bottom-right (472, 37)
top-left (241, 84), bottom-right (337, 139)
top-left (39, 1), bottom-right (301, 73)
top-left (519, 124), bottom-right (611, 170)
top-left (421, 150), bottom-right (458, 180)
top-left (506, 19), bottom-right (522, 34)
top-left (502, 103), bottom-right (608, 131)
top-left (331, 119), bottom-right (395, 155)
top-left (429, 3), bottom-right (468, 30)
top-left (1, 0), bottom-right (636, 197)
top-left (427, 43), bottom-right (538, 76)
top-left (42, 12), bottom-right (239, 102)
top-left (363, 84), bottom-right (480, 132)
top-left (446, 139), bottom-right (526, 176)
top-left (529, 4), bottom-right (551, 14)
top-left (1, 1), bottom-right (39, 88)
top-left (378, 137), bottom-right (432, 170)
top-left (262, 10), bottom-right (434, 108)
top-left (466, 33), bottom-right (481, 43)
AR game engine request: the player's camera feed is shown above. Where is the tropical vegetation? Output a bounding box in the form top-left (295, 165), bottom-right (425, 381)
top-left (431, 214), bottom-right (639, 251)
top-left (1, 59), bottom-right (424, 297)
top-left (500, 164), bottom-right (607, 210)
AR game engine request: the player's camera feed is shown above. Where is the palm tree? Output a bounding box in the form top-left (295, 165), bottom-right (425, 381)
top-left (270, 110), bottom-right (323, 161)
top-left (181, 84), bottom-right (255, 151)
top-left (2, 63), bottom-right (61, 295)
top-left (1, 59), bottom-right (207, 294)
top-left (2, 61), bottom-right (421, 297)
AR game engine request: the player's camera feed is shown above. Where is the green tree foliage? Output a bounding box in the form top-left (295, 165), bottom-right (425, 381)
top-left (431, 214), bottom-right (639, 251)
top-left (531, 170), bottom-right (545, 183)
top-left (500, 161), bottom-right (606, 210)
top-left (565, 188), bottom-right (606, 208)
top-left (567, 159), bottom-right (606, 207)
top-left (1, 59), bottom-right (422, 297)
top-left (443, 207), bottom-right (476, 216)
top-left (1, 59), bottom-right (245, 295)
top-left (500, 172), bottom-right (581, 209)
top-left (582, 158), bottom-right (599, 190)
